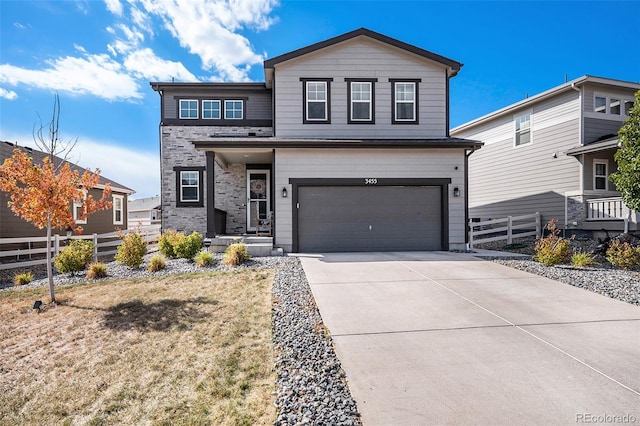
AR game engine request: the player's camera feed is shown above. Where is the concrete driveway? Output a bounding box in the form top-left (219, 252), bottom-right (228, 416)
top-left (299, 252), bottom-right (640, 425)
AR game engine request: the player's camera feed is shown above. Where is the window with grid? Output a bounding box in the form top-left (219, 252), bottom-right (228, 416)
top-left (224, 100), bottom-right (243, 119)
top-left (306, 81), bottom-right (328, 121)
top-left (514, 113), bottom-right (532, 146)
top-left (350, 82), bottom-right (372, 122)
top-left (394, 82), bottom-right (415, 121)
top-left (179, 99), bottom-right (198, 119)
top-left (202, 100), bottom-right (221, 119)
top-left (180, 171), bottom-right (200, 202)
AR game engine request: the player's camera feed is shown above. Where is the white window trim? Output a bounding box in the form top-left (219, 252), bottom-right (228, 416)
top-left (113, 194), bottom-right (124, 225)
top-left (179, 99), bottom-right (198, 119)
top-left (202, 100), bottom-right (221, 120)
top-left (593, 93), bottom-right (634, 118)
top-left (306, 81), bottom-right (328, 121)
top-left (180, 170), bottom-right (200, 203)
top-left (73, 190), bottom-right (87, 225)
top-left (513, 110), bottom-right (533, 148)
top-left (351, 81), bottom-right (372, 122)
top-left (593, 159), bottom-right (609, 191)
top-left (224, 100), bottom-right (243, 120)
top-left (394, 82), bottom-right (416, 122)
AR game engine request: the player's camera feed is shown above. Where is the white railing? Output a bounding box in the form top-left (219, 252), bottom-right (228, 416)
top-left (586, 197), bottom-right (627, 220)
top-left (469, 212), bottom-right (541, 248)
top-left (0, 225), bottom-right (160, 271)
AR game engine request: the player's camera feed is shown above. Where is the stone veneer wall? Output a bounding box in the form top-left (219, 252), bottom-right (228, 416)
top-left (566, 194), bottom-right (587, 228)
top-left (161, 125), bottom-right (272, 236)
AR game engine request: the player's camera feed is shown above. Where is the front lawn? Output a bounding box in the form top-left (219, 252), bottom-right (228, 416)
top-left (0, 270), bottom-right (275, 425)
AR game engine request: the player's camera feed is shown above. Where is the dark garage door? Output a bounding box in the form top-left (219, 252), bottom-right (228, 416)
top-left (297, 186), bottom-right (443, 252)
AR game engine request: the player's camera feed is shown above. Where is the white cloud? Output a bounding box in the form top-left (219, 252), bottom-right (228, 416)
top-left (0, 87), bottom-right (18, 100)
top-left (0, 53), bottom-right (143, 101)
top-left (137, 0), bottom-right (278, 81)
top-left (104, 0), bottom-right (123, 16)
top-left (124, 48), bottom-right (197, 81)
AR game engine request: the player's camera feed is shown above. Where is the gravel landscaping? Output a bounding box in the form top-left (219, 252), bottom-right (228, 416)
top-left (0, 254), bottom-right (362, 425)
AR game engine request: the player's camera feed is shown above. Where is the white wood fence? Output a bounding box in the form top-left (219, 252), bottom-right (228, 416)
top-left (0, 225), bottom-right (161, 271)
top-left (469, 213), bottom-right (541, 248)
top-left (586, 197), bottom-right (628, 221)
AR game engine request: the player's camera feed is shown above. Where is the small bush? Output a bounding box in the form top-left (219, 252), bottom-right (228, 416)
top-left (606, 240), bottom-right (640, 270)
top-left (148, 254), bottom-right (166, 272)
top-left (571, 251), bottom-right (598, 268)
top-left (223, 243), bottom-right (250, 266)
top-left (87, 262), bottom-right (108, 279)
top-left (115, 231), bottom-right (148, 268)
top-left (534, 219), bottom-right (572, 266)
top-left (158, 229), bottom-right (182, 258)
top-left (54, 239), bottom-right (95, 274)
top-left (195, 250), bottom-right (215, 268)
top-left (13, 272), bottom-right (33, 286)
top-left (174, 231), bottom-right (203, 260)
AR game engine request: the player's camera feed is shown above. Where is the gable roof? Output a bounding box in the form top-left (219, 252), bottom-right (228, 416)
top-left (0, 141), bottom-right (135, 195)
top-left (264, 27), bottom-right (462, 79)
top-left (451, 75), bottom-right (640, 134)
top-left (128, 196), bottom-right (161, 212)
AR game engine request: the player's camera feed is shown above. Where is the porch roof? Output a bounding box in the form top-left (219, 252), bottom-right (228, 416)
top-left (191, 137), bottom-right (483, 151)
top-left (566, 137), bottom-right (619, 156)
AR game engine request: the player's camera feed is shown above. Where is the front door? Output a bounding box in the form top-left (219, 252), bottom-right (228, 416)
top-left (247, 170), bottom-right (270, 232)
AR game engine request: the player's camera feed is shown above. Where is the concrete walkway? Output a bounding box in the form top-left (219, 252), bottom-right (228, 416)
top-left (299, 251), bottom-right (640, 425)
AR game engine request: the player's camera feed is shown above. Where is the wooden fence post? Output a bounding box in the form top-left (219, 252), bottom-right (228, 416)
top-left (468, 218), bottom-right (474, 248)
top-left (507, 216), bottom-right (513, 244)
top-left (535, 212), bottom-right (541, 238)
top-left (54, 234), bottom-right (60, 256)
top-left (93, 233), bottom-right (99, 262)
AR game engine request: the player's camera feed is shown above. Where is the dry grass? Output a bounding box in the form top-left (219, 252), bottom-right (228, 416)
top-left (0, 270), bottom-right (275, 426)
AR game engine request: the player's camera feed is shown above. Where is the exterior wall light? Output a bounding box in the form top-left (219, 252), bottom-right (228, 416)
top-left (453, 187), bottom-right (460, 197)
top-left (282, 187), bottom-right (288, 198)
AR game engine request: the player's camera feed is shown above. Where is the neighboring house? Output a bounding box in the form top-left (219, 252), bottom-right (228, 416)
top-left (127, 196), bottom-right (161, 227)
top-left (151, 28), bottom-right (481, 252)
top-left (0, 141), bottom-right (135, 238)
top-left (451, 76), bottom-right (639, 236)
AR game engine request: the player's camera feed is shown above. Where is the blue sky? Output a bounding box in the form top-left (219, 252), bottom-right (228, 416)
top-left (1, 0), bottom-right (639, 199)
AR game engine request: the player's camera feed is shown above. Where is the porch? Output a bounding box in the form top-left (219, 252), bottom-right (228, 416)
top-left (204, 235), bottom-right (282, 257)
top-left (581, 196), bottom-right (638, 232)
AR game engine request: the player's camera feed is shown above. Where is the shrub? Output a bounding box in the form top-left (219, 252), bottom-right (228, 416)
top-left (54, 239), bottom-right (95, 274)
top-left (174, 231), bottom-right (203, 260)
top-left (158, 229), bottom-right (182, 258)
top-left (606, 240), bottom-right (640, 270)
top-left (148, 254), bottom-right (166, 272)
top-left (115, 231), bottom-right (147, 268)
top-left (13, 272), bottom-right (33, 286)
top-left (571, 251), bottom-right (598, 268)
top-left (87, 262), bottom-right (108, 279)
top-left (533, 219), bottom-right (572, 266)
top-left (223, 243), bottom-right (250, 266)
top-left (195, 250), bottom-right (215, 268)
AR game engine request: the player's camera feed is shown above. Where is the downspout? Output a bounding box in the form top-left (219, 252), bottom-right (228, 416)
top-left (465, 146), bottom-right (477, 250)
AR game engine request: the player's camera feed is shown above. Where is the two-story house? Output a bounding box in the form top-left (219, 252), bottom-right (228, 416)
top-left (451, 76), bottom-right (639, 237)
top-left (151, 28), bottom-right (481, 252)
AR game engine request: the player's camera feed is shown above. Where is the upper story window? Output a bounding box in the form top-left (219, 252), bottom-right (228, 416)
top-left (594, 159), bottom-right (608, 190)
top-left (113, 194), bottom-right (124, 225)
top-left (173, 166), bottom-right (205, 208)
top-left (593, 94), bottom-right (634, 118)
top-left (301, 78), bottom-right (332, 124)
top-left (391, 79), bottom-right (420, 124)
top-left (224, 100), bottom-right (243, 119)
top-left (514, 112), bottom-right (532, 147)
top-left (202, 100), bottom-right (221, 119)
top-left (347, 79), bottom-right (377, 124)
top-left (179, 99), bottom-right (198, 119)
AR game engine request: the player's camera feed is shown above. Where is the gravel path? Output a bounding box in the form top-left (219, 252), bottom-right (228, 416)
top-left (1, 254), bottom-right (362, 425)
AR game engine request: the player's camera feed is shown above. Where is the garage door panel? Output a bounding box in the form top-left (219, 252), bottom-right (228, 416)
top-left (298, 186), bottom-right (442, 252)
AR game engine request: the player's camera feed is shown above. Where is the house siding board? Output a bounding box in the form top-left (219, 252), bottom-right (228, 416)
top-left (274, 39), bottom-right (447, 139)
top-left (455, 91), bottom-right (582, 228)
top-left (274, 148), bottom-right (465, 251)
top-left (583, 117), bottom-right (626, 144)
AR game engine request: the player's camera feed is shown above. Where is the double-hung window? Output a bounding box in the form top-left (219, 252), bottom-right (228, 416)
top-left (302, 78), bottom-right (332, 123)
top-left (224, 100), bottom-right (243, 119)
top-left (391, 79), bottom-right (420, 124)
top-left (179, 99), bottom-right (198, 119)
top-left (202, 100), bottom-right (221, 119)
top-left (73, 190), bottom-right (88, 225)
top-left (347, 79), bottom-right (376, 123)
top-left (113, 194), bottom-right (124, 225)
top-left (174, 167), bottom-right (205, 207)
top-left (594, 160), bottom-right (608, 191)
top-left (514, 112), bottom-right (532, 147)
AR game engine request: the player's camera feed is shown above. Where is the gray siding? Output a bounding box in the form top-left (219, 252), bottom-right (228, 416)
top-left (583, 117), bottom-right (625, 144)
top-left (163, 88), bottom-right (272, 121)
top-left (273, 38), bottom-right (448, 139)
top-left (453, 91), bottom-right (582, 228)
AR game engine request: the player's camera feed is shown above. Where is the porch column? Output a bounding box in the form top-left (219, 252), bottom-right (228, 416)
top-left (206, 151), bottom-right (216, 238)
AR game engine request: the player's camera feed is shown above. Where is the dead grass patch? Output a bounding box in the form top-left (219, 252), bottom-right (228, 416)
top-left (0, 270), bottom-right (275, 425)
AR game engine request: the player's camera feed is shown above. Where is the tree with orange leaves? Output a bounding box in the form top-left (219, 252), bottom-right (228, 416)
top-left (0, 95), bottom-right (111, 303)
